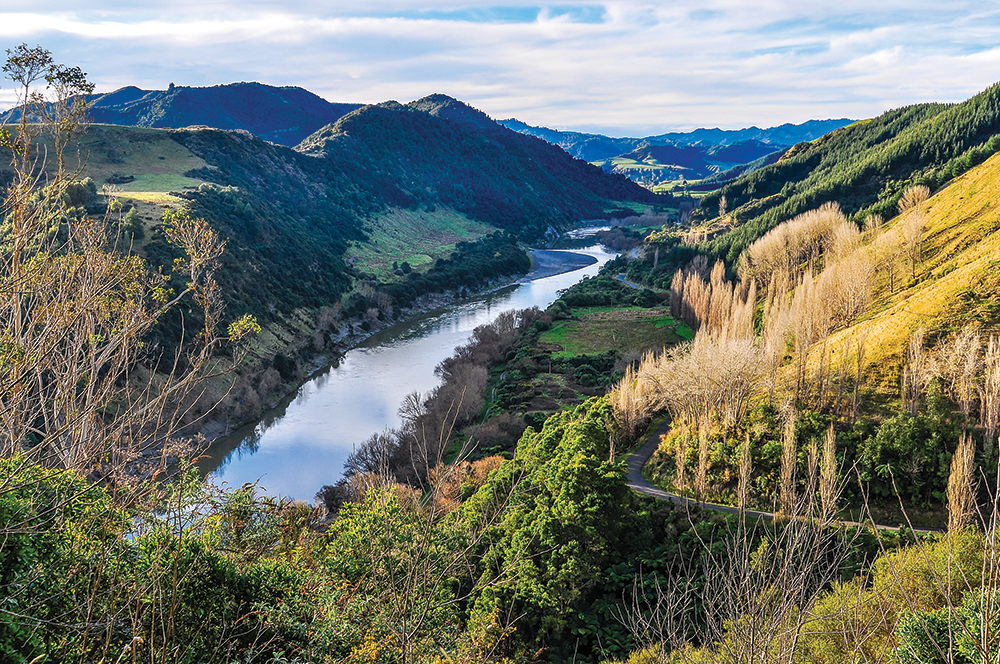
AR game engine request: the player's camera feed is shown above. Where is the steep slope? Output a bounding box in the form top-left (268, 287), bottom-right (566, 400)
top-left (499, 117), bottom-right (853, 161)
top-left (694, 81), bottom-right (1000, 263)
top-left (298, 94), bottom-right (668, 238)
top-left (826, 151), bottom-right (1000, 391)
top-left (2, 82), bottom-right (360, 146)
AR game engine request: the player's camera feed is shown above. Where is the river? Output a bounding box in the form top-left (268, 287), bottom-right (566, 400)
top-left (202, 244), bottom-right (617, 502)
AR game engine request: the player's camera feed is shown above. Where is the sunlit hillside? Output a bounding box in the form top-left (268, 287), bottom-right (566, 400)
top-left (825, 151), bottom-right (1000, 395)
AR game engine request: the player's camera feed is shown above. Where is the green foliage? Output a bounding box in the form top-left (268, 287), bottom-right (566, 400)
top-left (799, 529), bottom-right (990, 664)
top-left (556, 274), bottom-right (660, 309)
top-left (322, 489), bottom-right (470, 659)
top-left (0, 456), bottom-right (125, 662)
top-left (381, 232), bottom-right (530, 306)
top-left (858, 382), bottom-right (963, 505)
top-left (894, 589), bottom-right (1000, 664)
top-left (121, 205), bottom-right (144, 239)
top-left (465, 397), bottom-right (723, 661)
top-left (0, 457), bottom-right (304, 663)
top-left (62, 177), bottom-right (96, 208)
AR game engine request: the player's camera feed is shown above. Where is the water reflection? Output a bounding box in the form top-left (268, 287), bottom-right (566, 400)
top-left (203, 246), bottom-right (615, 501)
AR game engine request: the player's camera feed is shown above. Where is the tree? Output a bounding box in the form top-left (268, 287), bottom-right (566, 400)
top-left (901, 209), bottom-right (927, 279)
top-left (0, 45), bottom-right (262, 660)
top-left (0, 45), bottom-right (258, 476)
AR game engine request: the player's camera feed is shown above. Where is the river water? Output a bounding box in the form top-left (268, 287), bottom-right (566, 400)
top-left (203, 244), bottom-right (616, 501)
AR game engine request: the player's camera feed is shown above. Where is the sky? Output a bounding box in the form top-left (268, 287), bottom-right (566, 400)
top-left (1, 1), bottom-right (1000, 136)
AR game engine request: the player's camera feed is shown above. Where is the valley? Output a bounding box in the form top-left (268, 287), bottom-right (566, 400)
top-left (4, 42), bottom-right (1000, 664)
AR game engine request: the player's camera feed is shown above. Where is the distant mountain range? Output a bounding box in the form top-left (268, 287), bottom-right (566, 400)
top-left (2, 82), bottom-right (361, 147)
top-left (498, 118), bottom-right (856, 161)
top-left (498, 117), bottom-right (855, 187)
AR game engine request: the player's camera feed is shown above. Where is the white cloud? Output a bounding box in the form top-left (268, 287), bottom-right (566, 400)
top-left (0, 1), bottom-right (999, 134)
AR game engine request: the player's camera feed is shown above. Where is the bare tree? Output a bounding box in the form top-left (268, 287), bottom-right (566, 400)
top-left (981, 336), bottom-right (1000, 455)
top-left (932, 325), bottom-right (983, 423)
top-left (739, 202), bottom-right (848, 283)
top-left (901, 209), bottom-right (927, 279)
top-left (864, 213), bottom-right (885, 234)
top-left (609, 363), bottom-right (651, 458)
top-left (947, 433), bottom-right (977, 534)
top-left (872, 229), bottom-right (905, 294)
top-left (820, 424), bottom-right (838, 521)
top-left (0, 46), bottom-right (257, 476)
top-left (898, 184), bottom-right (931, 214)
top-left (738, 432), bottom-right (752, 514)
top-left (624, 477), bottom-right (854, 664)
top-left (852, 330), bottom-right (868, 423)
top-left (780, 406), bottom-right (798, 515)
top-left (902, 327), bottom-right (930, 416)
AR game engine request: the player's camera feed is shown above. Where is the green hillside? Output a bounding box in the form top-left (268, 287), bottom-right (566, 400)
top-left (31, 94), bottom-right (668, 322)
top-left (299, 94), bottom-right (668, 239)
top-left (692, 82), bottom-right (1000, 263)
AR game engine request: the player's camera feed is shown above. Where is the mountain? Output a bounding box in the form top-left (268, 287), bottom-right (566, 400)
top-left (61, 94), bottom-right (668, 322)
top-left (296, 94), bottom-right (665, 237)
top-left (498, 118), bottom-right (854, 162)
top-left (691, 81), bottom-right (1000, 263)
top-left (3, 82), bottom-right (361, 146)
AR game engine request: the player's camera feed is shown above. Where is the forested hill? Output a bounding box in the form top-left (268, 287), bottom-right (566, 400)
top-left (143, 94), bottom-right (665, 318)
top-left (1, 82), bottom-right (360, 146)
top-left (297, 94), bottom-right (665, 237)
top-left (499, 117), bottom-right (853, 161)
top-left (694, 81), bottom-right (1000, 263)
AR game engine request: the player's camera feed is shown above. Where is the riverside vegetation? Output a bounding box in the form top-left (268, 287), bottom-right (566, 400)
top-left (2, 45), bottom-right (1000, 664)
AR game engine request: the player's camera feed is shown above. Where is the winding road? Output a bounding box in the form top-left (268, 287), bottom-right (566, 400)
top-left (624, 419), bottom-right (942, 533)
top-left (611, 268), bottom-right (941, 532)
top-left (625, 418), bottom-right (774, 521)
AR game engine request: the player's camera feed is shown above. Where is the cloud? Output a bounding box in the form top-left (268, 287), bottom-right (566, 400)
top-left (1, 1), bottom-right (999, 134)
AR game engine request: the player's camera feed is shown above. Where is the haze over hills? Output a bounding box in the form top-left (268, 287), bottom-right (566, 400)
top-left (498, 117), bottom-right (855, 161)
top-left (499, 117), bottom-right (854, 187)
top-left (2, 82), bottom-right (362, 146)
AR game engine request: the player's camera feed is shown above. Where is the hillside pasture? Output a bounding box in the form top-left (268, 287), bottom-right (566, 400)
top-left (345, 207), bottom-right (495, 280)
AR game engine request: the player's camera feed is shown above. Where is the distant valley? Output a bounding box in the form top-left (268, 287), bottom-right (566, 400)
top-left (500, 116), bottom-right (854, 187)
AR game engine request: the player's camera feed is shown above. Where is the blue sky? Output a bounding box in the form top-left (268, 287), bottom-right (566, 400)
top-left (2, 1), bottom-right (1000, 136)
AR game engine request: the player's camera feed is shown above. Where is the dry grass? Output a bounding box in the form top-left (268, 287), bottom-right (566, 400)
top-left (817, 152), bottom-right (1000, 394)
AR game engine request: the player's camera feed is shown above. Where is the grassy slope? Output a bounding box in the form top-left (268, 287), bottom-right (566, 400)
top-left (37, 124), bottom-right (209, 225)
top-left (345, 207), bottom-right (495, 280)
top-left (693, 81), bottom-right (1000, 265)
top-left (824, 151), bottom-right (1000, 393)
